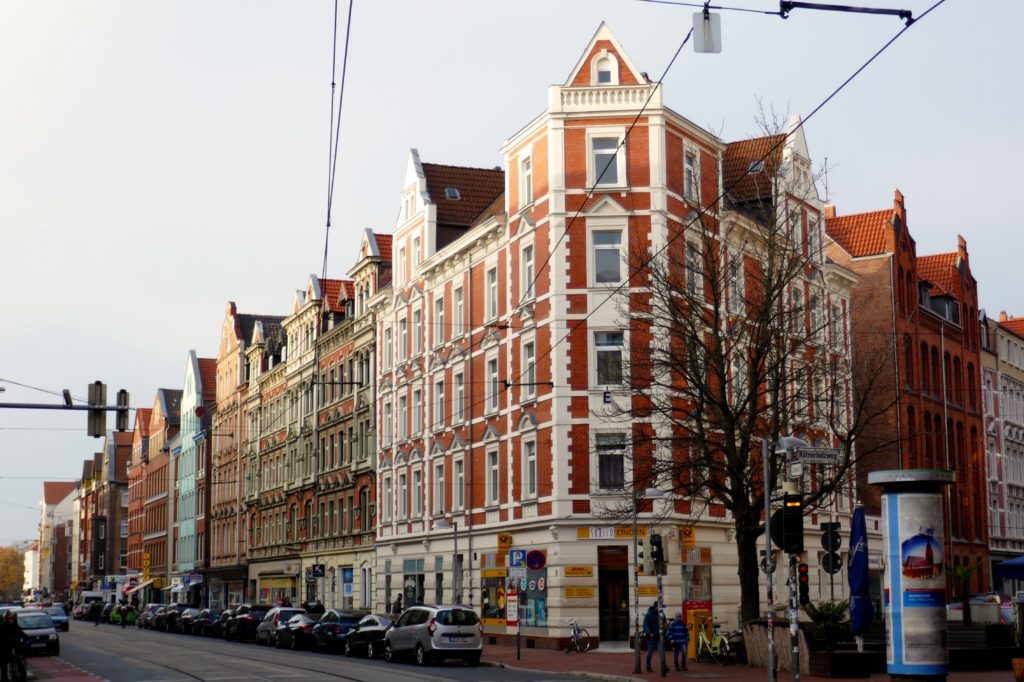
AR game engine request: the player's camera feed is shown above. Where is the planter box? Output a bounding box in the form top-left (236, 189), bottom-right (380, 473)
top-left (808, 651), bottom-right (872, 678)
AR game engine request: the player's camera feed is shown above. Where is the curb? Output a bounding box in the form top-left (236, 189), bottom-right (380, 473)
top-left (482, 659), bottom-right (642, 682)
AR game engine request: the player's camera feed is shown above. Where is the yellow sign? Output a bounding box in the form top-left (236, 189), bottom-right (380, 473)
top-left (638, 585), bottom-right (659, 597)
top-left (497, 533), bottom-right (512, 556)
top-left (576, 526), bottom-right (649, 540)
top-left (565, 566), bottom-right (594, 578)
top-left (565, 587), bottom-right (596, 598)
top-left (681, 526), bottom-right (696, 549)
top-left (481, 568), bottom-right (506, 579)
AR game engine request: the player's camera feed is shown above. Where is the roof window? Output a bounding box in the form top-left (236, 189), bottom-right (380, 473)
top-left (445, 188), bottom-right (461, 200)
top-left (747, 160), bottom-right (764, 173)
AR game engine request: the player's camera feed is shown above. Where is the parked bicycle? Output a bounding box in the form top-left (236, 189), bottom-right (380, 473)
top-left (695, 619), bottom-right (730, 665)
top-left (565, 618), bottom-right (591, 653)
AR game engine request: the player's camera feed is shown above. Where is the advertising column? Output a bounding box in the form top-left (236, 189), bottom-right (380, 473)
top-left (869, 469), bottom-right (954, 682)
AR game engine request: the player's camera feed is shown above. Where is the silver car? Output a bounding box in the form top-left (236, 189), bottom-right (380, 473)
top-left (383, 605), bottom-right (482, 666)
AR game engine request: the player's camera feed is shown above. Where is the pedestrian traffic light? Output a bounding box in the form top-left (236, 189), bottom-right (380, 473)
top-left (798, 562), bottom-right (810, 605)
top-left (87, 381), bottom-right (106, 438)
top-left (782, 493), bottom-right (804, 554)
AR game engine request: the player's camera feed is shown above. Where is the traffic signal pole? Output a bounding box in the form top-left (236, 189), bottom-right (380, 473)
top-left (789, 554), bottom-right (800, 682)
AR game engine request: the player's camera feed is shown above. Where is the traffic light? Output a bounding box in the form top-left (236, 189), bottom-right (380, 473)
top-left (638, 537), bottom-right (653, 576)
top-left (650, 534), bottom-right (665, 562)
top-left (798, 562), bottom-right (810, 605)
top-left (87, 381), bottom-right (106, 438)
top-left (782, 493), bottom-right (804, 554)
top-left (116, 389), bottom-right (130, 432)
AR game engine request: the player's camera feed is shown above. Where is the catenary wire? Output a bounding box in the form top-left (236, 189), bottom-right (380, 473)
top-left (638, 0), bottom-right (782, 14)
top-left (321, 0), bottom-right (355, 282)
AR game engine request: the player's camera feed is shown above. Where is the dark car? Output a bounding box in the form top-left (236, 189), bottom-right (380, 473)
top-left (161, 604), bottom-right (186, 632)
top-left (276, 613), bottom-right (322, 650)
top-left (256, 607), bottom-right (306, 647)
top-left (191, 608), bottom-right (225, 637)
top-left (311, 609), bottom-right (367, 653)
top-left (16, 610), bottom-right (59, 656)
top-left (137, 603), bottom-right (163, 629)
top-left (175, 607), bottom-right (201, 633)
top-left (100, 603), bottom-right (115, 624)
top-left (43, 606), bottom-right (69, 631)
top-left (343, 614), bottom-right (392, 658)
top-left (223, 604), bottom-right (272, 642)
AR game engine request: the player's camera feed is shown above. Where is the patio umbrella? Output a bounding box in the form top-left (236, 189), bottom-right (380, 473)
top-left (848, 506), bottom-right (874, 634)
top-left (993, 555), bottom-right (1024, 579)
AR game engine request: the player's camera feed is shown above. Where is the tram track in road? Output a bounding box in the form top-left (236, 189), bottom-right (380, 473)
top-left (61, 623), bottom-right (445, 682)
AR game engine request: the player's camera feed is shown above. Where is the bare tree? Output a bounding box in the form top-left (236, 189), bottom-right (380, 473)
top-left (593, 113), bottom-right (902, 622)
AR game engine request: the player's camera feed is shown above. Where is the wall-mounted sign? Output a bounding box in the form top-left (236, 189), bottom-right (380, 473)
top-left (638, 585), bottom-right (659, 597)
top-left (526, 550), bottom-right (546, 571)
top-left (564, 566), bottom-right (594, 578)
top-left (565, 586), bottom-right (595, 598)
top-left (497, 533), bottom-right (512, 556)
top-left (681, 526), bottom-right (696, 549)
top-left (576, 526), bottom-right (649, 540)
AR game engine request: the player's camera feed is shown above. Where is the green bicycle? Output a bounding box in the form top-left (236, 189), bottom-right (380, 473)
top-left (695, 620), bottom-right (730, 665)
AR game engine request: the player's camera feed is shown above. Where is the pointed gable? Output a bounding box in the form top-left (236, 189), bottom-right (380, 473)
top-left (565, 23), bottom-right (645, 87)
top-left (198, 358), bottom-right (217, 403)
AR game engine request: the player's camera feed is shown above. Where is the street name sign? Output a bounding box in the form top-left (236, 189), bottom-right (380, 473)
top-left (794, 447), bottom-right (841, 464)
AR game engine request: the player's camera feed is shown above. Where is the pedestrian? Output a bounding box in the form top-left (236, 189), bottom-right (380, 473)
top-left (643, 601), bottom-right (660, 673)
top-left (90, 601), bottom-right (102, 628)
top-left (0, 611), bottom-right (27, 682)
top-left (666, 611), bottom-right (689, 671)
top-left (118, 603), bottom-right (128, 629)
top-left (391, 593), bottom-right (403, 617)
top-left (310, 600), bottom-right (325, 615)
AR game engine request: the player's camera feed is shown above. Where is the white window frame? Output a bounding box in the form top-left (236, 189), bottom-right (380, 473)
top-left (522, 339), bottom-right (536, 401)
top-left (486, 267), bottom-right (499, 321)
top-left (397, 246), bottom-right (406, 287)
top-left (520, 155), bottom-right (533, 207)
top-left (453, 459), bottom-right (465, 511)
top-left (486, 356), bottom-right (500, 413)
top-left (685, 240), bottom-right (703, 297)
top-left (486, 449), bottom-right (500, 506)
top-left (382, 475), bottom-right (393, 522)
top-left (590, 49), bottom-right (620, 85)
top-left (594, 330), bottom-right (625, 387)
top-left (434, 296), bottom-right (445, 348)
top-left (398, 395), bottom-right (408, 440)
top-left (684, 148), bottom-right (699, 201)
top-left (434, 379), bottom-right (445, 430)
top-left (412, 389), bottom-right (422, 436)
top-left (453, 287), bottom-right (464, 336)
top-left (412, 236), bottom-right (421, 267)
top-left (595, 432), bottom-right (627, 491)
top-left (521, 241), bottom-right (535, 301)
top-left (433, 463), bottom-right (445, 516)
top-left (383, 327), bottom-right (393, 369)
top-left (398, 473), bottom-right (408, 520)
top-left (412, 309), bottom-right (423, 356)
top-left (383, 402), bottom-right (393, 445)
top-left (808, 215), bottom-right (821, 261)
top-left (728, 254), bottom-right (744, 314)
top-left (587, 127), bottom-right (627, 189)
top-left (591, 228), bottom-right (624, 286)
top-left (454, 372), bottom-right (465, 422)
top-left (398, 318), bottom-right (408, 361)
top-left (523, 439), bottom-right (537, 499)
top-left (412, 469), bottom-right (422, 517)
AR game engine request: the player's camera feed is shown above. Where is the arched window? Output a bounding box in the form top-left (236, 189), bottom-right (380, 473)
top-left (907, 406), bottom-right (917, 467)
top-left (590, 50), bottom-right (619, 85)
top-left (967, 363), bottom-right (977, 410)
top-left (953, 356), bottom-right (963, 405)
top-left (921, 342), bottom-right (930, 392)
top-left (904, 338), bottom-right (914, 387)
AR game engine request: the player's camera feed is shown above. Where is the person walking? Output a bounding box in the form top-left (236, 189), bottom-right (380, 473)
top-left (0, 611), bottom-right (27, 682)
top-left (643, 601), bottom-right (661, 673)
top-left (90, 601), bottom-right (102, 628)
top-left (666, 611), bottom-right (690, 671)
top-left (118, 603), bottom-right (128, 629)
top-left (390, 593), bottom-right (403, 617)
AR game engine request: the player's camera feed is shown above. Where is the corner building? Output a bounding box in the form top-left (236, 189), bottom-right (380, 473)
top-left (374, 24), bottom-right (856, 646)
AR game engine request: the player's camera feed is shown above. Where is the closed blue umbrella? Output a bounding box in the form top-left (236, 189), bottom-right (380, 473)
top-left (848, 506), bottom-right (874, 633)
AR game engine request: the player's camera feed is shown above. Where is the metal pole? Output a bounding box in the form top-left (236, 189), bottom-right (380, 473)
top-left (763, 440), bottom-right (777, 682)
top-left (453, 522), bottom-right (459, 604)
top-left (657, 571), bottom-right (667, 676)
top-left (789, 554), bottom-right (800, 682)
top-left (633, 488), bottom-right (641, 674)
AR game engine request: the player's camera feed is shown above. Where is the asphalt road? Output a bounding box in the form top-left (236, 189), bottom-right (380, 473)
top-left (53, 622), bottom-right (573, 682)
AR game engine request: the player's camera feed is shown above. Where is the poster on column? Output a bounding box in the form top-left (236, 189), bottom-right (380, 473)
top-left (883, 492), bottom-right (947, 672)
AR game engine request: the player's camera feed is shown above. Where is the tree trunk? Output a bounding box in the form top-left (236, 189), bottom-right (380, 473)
top-left (737, 525), bottom-right (763, 622)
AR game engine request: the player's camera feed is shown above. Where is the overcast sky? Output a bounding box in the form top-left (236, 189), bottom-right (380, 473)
top-left (1, 0), bottom-right (1020, 544)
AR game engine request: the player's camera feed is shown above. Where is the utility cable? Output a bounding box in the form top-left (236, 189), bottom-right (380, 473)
top-left (321, 0), bottom-right (355, 281)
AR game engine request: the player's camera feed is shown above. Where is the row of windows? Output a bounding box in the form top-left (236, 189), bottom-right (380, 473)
top-left (904, 341), bottom-right (977, 410)
top-left (250, 490), bottom-right (371, 547)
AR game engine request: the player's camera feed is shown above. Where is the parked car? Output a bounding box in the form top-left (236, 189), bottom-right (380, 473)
top-left (100, 603), bottom-right (115, 624)
top-left (154, 604), bottom-right (184, 632)
top-left (310, 609), bottom-right (367, 653)
top-left (383, 605), bottom-right (482, 666)
top-left (71, 604), bottom-right (86, 620)
top-left (43, 606), bottom-right (69, 631)
top-left (223, 604), bottom-right (273, 642)
top-left (256, 607), bottom-right (306, 647)
top-left (137, 603), bottom-right (163, 629)
top-left (175, 607), bottom-right (201, 634)
top-left (342, 613), bottom-right (392, 658)
top-left (276, 613), bottom-right (322, 650)
top-left (16, 609), bottom-right (60, 656)
top-left (191, 608), bottom-right (225, 637)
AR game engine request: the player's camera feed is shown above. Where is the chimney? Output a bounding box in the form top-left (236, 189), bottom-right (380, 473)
top-left (957, 234), bottom-right (968, 262)
top-left (824, 204), bottom-right (837, 219)
top-left (1000, 311), bottom-right (1010, 322)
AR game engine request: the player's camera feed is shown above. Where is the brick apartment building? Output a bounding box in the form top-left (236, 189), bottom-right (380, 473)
top-left (828, 190), bottom-right (989, 593)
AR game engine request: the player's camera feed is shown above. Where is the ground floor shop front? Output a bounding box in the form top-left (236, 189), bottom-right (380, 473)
top-left (247, 558), bottom-right (301, 606)
top-left (299, 547), bottom-right (374, 611)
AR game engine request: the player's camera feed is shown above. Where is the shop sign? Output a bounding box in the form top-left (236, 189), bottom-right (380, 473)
top-left (576, 526), bottom-right (649, 540)
top-left (506, 593), bottom-right (519, 625)
top-left (564, 566), bottom-right (594, 578)
top-left (566, 587), bottom-right (595, 598)
top-left (497, 533), bottom-right (512, 556)
top-left (481, 568), bottom-right (506, 579)
top-left (681, 526), bottom-right (696, 549)
top-left (638, 585), bottom-right (659, 597)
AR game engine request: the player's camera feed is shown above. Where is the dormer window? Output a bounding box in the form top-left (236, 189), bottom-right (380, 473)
top-left (445, 187), bottom-right (461, 200)
top-left (596, 57), bottom-right (612, 84)
top-left (590, 50), bottom-right (619, 86)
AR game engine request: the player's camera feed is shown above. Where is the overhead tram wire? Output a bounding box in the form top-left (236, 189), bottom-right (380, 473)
top-left (638, 0), bottom-right (783, 14)
top-left (510, 26), bottom-right (695, 317)
top-left (321, 0), bottom-right (355, 281)
top-left (485, 0), bottom-right (947, 416)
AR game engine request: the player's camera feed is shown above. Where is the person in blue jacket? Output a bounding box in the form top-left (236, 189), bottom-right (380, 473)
top-left (666, 611), bottom-right (690, 671)
top-left (642, 601), bottom-right (661, 673)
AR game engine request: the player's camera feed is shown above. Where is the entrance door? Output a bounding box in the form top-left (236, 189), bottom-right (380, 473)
top-left (597, 545), bottom-right (630, 641)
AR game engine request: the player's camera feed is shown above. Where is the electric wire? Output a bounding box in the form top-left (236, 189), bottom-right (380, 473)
top-left (321, 0), bottom-right (355, 282)
top-left (638, 0), bottom-right (782, 14)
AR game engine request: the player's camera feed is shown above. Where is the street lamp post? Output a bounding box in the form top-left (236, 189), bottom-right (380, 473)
top-left (632, 486), bottom-right (665, 675)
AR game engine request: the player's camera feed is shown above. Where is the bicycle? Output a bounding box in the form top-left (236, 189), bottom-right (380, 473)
top-left (695, 620), bottom-right (730, 665)
top-left (565, 618), bottom-right (591, 653)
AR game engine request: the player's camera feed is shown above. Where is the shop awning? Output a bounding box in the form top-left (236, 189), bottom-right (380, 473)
top-left (170, 584), bottom-right (185, 593)
top-left (124, 578), bottom-right (155, 596)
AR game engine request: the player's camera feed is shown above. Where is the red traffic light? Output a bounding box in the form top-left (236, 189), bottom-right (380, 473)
top-left (798, 563), bottom-right (810, 582)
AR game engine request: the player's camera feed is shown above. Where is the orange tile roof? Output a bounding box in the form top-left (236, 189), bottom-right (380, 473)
top-left (826, 209), bottom-right (891, 257)
top-left (320, 278), bottom-right (355, 314)
top-left (43, 481), bottom-right (77, 505)
top-left (916, 253), bottom-right (958, 297)
top-left (134, 408), bottom-right (152, 437)
top-left (198, 358), bottom-right (217, 402)
top-left (422, 162), bottom-right (505, 226)
top-left (1001, 317), bottom-right (1024, 339)
top-left (374, 233), bottom-right (392, 262)
top-left (723, 135), bottom-right (785, 203)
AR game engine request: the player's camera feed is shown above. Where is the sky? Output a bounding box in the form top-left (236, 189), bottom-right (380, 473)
top-left (1, 0), bottom-right (1021, 544)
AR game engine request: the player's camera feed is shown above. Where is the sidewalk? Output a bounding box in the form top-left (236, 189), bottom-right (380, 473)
top-left (480, 645), bottom-right (1016, 682)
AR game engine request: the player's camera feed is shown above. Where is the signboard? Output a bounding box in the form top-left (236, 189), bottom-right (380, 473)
top-left (526, 550), bottom-right (547, 571)
top-left (509, 549), bottom-right (527, 568)
top-left (311, 563), bottom-right (326, 578)
top-left (577, 526), bottom-right (649, 540)
top-left (638, 585), bottom-right (659, 597)
top-left (497, 533), bottom-right (512, 556)
top-left (681, 526), bottom-right (696, 549)
top-left (565, 587), bottom-right (595, 599)
top-left (506, 593), bottom-right (519, 625)
top-left (481, 568), bottom-right (506, 579)
top-left (564, 566), bottom-right (594, 578)
top-left (142, 552), bottom-right (151, 581)
top-left (794, 447), bottom-right (842, 464)
top-left (509, 567), bottom-right (527, 583)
